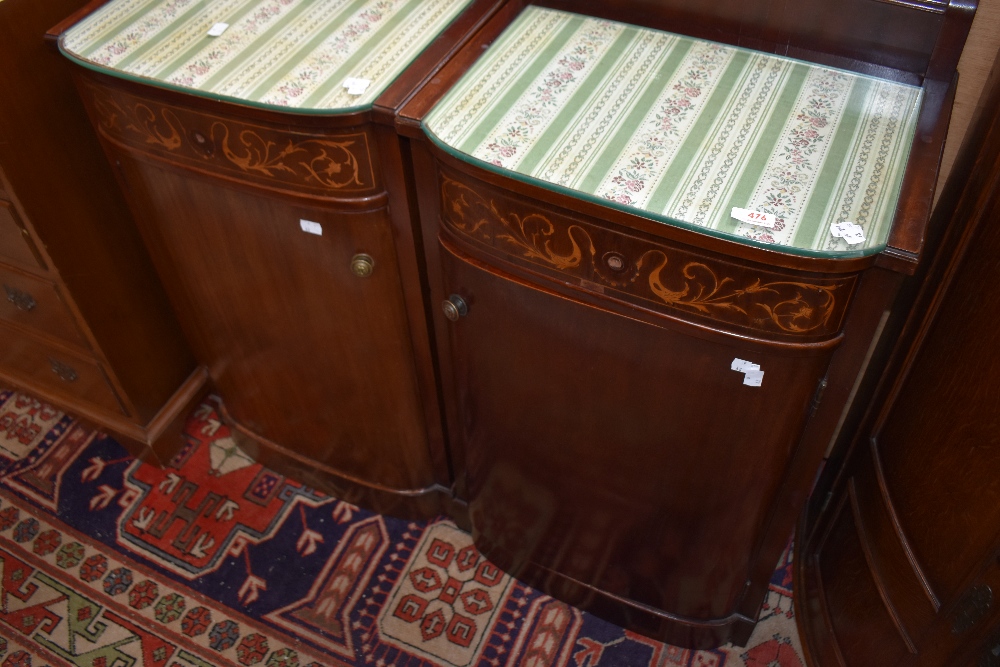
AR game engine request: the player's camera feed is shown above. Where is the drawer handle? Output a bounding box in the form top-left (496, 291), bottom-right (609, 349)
top-left (350, 253), bottom-right (375, 278)
top-left (48, 358), bottom-right (78, 383)
top-left (442, 294), bottom-right (468, 321)
top-left (4, 284), bottom-right (36, 312)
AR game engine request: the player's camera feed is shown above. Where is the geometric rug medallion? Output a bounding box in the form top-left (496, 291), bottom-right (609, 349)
top-left (0, 388), bottom-right (804, 667)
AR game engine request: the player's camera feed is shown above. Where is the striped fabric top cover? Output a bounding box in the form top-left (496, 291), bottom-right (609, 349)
top-left (425, 6), bottom-right (924, 257)
top-left (60, 0), bottom-right (474, 112)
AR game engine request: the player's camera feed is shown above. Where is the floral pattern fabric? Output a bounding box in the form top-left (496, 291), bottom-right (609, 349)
top-left (425, 6), bottom-right (923, 256)
top-left (61, 0), bottom-right (474, 111)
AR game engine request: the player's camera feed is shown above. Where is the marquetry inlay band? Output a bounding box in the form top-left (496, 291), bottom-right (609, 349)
top-left (81, 81), bottom-right (378, 196)
top-left (440, 173), bottom-right (857, 338)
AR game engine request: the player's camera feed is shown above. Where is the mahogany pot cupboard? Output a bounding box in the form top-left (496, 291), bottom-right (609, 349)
top-left (400, 0), bottom-right (975, 649)
top-left (795, 35), bottom-right (1000, 667)
top-left (55, 0), bottom-right (509, 519)
top-left (55, 0), bottom-right (975, 650)
top-left (0, 0), bottom-right (203, 460)
top-left (399, 1), bottom-right (973, 646)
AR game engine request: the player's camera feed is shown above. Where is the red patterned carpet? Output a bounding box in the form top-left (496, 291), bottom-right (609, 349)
top-left (0, 388), bottom-right (804, 667)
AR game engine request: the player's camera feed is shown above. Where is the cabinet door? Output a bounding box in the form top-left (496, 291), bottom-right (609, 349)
top-left (440, 240), bottom-right (833, 621)
top-left (117, 157), bottom-right (433, 490)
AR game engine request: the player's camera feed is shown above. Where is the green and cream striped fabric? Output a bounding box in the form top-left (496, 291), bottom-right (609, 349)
top-left (60, 0), bottom-right (474, 112)
top-left (425, 6), bottom-right (923, 257)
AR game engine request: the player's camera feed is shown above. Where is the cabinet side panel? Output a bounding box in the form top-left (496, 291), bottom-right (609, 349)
top-left (876, 223), bottom-right (1000, 599)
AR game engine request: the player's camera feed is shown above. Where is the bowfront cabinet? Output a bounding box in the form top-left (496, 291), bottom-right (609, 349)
top-left (437, 216), bottom-right (835, 629)
top-left (58, 0), bottom-right (506, 517)
top-left (401, 0), bottom-right (975, 649)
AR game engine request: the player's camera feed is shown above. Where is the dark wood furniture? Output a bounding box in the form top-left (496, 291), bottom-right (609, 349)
top-left (58, 0), bottom-right (506, 519)
top-left (399, 0), bottom-right (976, 650)
top-left (795, 40), bottom-right (1000, 667)
top-left (0, 0), bottom-right (203, 460)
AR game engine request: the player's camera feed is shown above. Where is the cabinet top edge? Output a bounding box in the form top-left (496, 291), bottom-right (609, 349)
top-left (422, 6), bottom-right (926, 262)
top-left (58, 0), bottom-right (477, 116)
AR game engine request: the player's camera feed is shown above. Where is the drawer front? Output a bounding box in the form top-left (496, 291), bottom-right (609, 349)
top-left (0, 201), bottom-right (44, 270)
top-left (77, 78), bottom-right (380, 199)
top-left (0, 323), bottom-right (122, 414)
top-left (0, 266), bottom-right (85, 346)
top-left (438, 169), bottom-right (859, 340)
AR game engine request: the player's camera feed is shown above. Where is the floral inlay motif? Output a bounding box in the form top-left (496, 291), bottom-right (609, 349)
top-left (641, 254), bottom-right (839, 333)
top-left (443, 176), bottom-right (849, 336)
top-left (86, 85), bottom-right (373, 193)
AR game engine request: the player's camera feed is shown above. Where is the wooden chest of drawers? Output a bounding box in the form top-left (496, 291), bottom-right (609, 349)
top-left (0, 0), bottom-right (204, 460)
top-left (0, 201), bottom-right (45, 271)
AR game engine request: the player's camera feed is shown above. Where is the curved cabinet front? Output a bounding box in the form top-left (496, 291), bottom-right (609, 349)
top-left (77, 74), bottom-right (441, 515)
top-left (114, 157), bottom-right (431, 489)
top-left (414, 153), bottom-right (868, 649)
top-left (441, 237), bottom-right (835, 638)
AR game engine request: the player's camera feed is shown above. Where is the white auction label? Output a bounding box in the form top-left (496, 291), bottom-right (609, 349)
top-left (207, 22), bottom-right (229, 36)
top-left (843, 229), bottom-right (866, 244)
top-left (831, 221), bottom-right (866, 244)
top-left (731, 207), bottom-right (775, 228)
top-left (731, 358), bottom-right (760, 373)
top-left (343, 77), bottom-right (371, 95)
top-left (743, 369), bottom-right (765, 387)
top-left (830, 222), bottom-right (851, 237)
top-left (299, 219), bottom-right (323, 236)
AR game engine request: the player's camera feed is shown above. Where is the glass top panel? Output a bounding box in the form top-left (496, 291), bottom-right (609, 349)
top-left (424, 6), bottom-right (924, 258)
top-left (60, 0), bottom-right (474, 114)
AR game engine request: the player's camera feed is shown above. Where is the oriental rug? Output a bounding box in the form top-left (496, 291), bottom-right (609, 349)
top-left (0, 388), bottom-right (803, 667)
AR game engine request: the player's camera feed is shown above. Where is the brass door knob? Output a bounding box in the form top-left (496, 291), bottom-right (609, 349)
top-left (442, 294), bottom-right (468, 321)
top-left (350, 253), bottom-right (375, 278)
